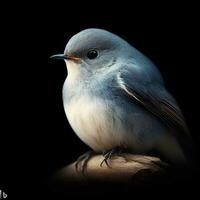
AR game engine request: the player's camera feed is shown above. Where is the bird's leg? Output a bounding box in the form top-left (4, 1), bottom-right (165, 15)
top-left (100, 146), bottom-right (125, 167)
top-left (75, 151), bottom-right (96, 174)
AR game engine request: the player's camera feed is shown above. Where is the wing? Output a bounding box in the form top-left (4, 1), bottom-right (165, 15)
top-left (117, 66), bottom-right (189, 135)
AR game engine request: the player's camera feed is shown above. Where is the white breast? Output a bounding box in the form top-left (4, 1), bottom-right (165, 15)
top-left (63, 95), bottom-right (126, 152)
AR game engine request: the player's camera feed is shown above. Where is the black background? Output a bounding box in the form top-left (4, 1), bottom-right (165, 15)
top-left (1, 1), bottom-right (200, 199)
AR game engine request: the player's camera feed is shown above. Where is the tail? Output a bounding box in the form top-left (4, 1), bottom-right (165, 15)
top-left (156, 132), bottom-right (196, 169)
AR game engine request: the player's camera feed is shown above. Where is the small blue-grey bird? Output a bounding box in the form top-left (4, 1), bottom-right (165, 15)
top-left (51, 28), bottom-right (192, 169)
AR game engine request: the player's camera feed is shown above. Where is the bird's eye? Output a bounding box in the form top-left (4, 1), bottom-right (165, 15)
top-left (87, 49), bottom-right (98, 59)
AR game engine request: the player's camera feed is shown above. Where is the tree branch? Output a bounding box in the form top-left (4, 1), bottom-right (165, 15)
top-left (53, 154), bottom-right (169, 184)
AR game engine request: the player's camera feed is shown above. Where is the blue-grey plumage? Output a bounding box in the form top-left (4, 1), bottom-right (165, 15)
top-left (53, 28), bottom-right (191, 165)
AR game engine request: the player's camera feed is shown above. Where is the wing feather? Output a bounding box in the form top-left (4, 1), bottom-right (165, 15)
top-left (117, 69), bottom-right (189, 135)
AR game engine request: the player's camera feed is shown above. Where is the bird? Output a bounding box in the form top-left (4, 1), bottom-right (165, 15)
top-left (51, 28), bottom-right (193, 171)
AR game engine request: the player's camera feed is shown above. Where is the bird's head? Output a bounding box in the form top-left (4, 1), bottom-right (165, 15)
top-left (51, 28), bottom-right (131, 78)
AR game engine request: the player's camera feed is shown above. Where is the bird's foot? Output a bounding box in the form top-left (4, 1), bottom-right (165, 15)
top-left (100, 147), bottom-right (125, 167)
top-left (75, 151), bottom-right (96, 174)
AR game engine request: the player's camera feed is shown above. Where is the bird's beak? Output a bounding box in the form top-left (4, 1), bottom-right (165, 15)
top-left (50, 54), bottom-right (67, 60)
top-left (50, 54), bottom-right (80, 61)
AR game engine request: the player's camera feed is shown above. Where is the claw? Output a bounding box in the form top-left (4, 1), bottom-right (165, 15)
top-left (75, 151), bottom-right (95, 174)
top-left (100, 154), bottom-right (111, 167)
top-left (100, 147), bottom-right (126, 167)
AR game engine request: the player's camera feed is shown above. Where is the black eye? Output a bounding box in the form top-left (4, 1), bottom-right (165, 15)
top-left (87, 49), bottom-right (98, 59)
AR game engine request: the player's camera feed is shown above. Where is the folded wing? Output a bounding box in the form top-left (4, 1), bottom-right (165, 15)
top-left (117, 67), bottom-right (189, 135)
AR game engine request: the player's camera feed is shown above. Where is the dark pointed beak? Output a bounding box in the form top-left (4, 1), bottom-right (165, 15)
top-left (50, 54), bottom-right (81, 61)
top-left (50, 54), bottom-right (68, 60)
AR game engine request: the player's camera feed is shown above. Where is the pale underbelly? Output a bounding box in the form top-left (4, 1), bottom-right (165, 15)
top-left (64, 96), bottom-right (133, 152)
top-left (64, 94), bottom-right (167, 153)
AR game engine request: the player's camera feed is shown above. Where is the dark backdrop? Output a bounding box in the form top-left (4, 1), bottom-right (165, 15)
top-left (1, 1), bottom-right (200, 199)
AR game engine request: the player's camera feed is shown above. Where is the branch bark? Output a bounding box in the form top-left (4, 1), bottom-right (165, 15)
top-left (53, 153), bottom-right (169, 185)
